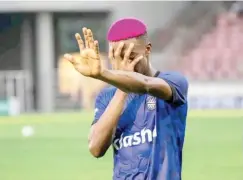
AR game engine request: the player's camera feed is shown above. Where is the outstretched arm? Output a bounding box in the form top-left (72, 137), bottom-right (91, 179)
top-left (97, 42), bottom-right (188, 103)
top-left (98, 70), bottom-right (172, 100)
top-left (97, 42), bottom-right (173, 101)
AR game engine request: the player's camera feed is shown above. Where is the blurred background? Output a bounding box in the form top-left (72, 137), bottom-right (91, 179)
top-left (0, 1), bottom-right (242, 180)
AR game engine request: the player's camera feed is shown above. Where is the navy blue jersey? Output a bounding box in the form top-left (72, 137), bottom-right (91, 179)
top-left (92, 71), bottom-right (188, 180)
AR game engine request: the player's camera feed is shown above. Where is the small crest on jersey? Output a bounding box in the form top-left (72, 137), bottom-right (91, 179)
top-left (146, 96), bottom-right (156, 110)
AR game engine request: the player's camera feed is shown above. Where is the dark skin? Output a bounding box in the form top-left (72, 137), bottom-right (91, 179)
top-left (64, 28), bottom-right (173, 157)
top-left (109, 36), bottom-right (153, 76)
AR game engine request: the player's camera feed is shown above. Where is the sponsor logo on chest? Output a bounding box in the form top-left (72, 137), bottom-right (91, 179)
top-left (113, 127), bottom-right (157, 151)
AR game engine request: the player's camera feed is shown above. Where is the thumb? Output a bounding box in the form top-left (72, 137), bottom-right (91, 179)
top-left (131, 55), bottom-right (143, 67)
top-left (64, 53), bottom-right (89, 76)
top-left (64, 54), bottom-right (78, 65)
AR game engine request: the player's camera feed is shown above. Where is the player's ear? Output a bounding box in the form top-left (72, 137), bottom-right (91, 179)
top-left (145, 43), bottom-right (152, 55)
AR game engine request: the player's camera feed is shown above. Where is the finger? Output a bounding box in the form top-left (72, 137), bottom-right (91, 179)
top-left (114, 42), bottom-right (124, 58)
top-left (87, 29), bottom-right (95, 49)
top-left (131, 55), bottom-right (143, 67)
top-left (124, 43), bottom-right (134, 61)
top-left (82, 27), bottom-right (89, 48)
top-left (94, 40), bottom-right (100, 59)
top-left (108, 46), bottom-right (116, 69)
top-left (113, 60), bottom-right (119, 70)
top-left (108, 45), bottom-right (114, 60)
top-left (75, 33), bottom-right (84, 53)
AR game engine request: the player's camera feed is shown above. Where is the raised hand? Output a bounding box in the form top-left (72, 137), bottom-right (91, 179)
top-left (109, 42), bottom-right (143, 72)
top-left (64, 28), bottom-right (102, 78)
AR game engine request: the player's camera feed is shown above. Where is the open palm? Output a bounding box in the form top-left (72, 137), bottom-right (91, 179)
top-left (64, 28), bottom-right (102, 78)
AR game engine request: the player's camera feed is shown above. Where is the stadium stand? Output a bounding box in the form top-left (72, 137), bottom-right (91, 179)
top-left (178, 12), bottom-right (243, 81)
top-left (150, 1), bottom-right (243, 81)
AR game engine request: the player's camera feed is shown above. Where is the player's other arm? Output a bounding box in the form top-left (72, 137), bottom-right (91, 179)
top-left (98, 71), bottom-right (188, 104)
top-left (88, 89), bottom-right (127, 158)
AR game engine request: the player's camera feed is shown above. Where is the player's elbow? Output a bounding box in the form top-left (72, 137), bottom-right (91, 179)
top-left (89, 149), bottom-right (105, 158)
top-left (88, 142), bottom-right (105, 158)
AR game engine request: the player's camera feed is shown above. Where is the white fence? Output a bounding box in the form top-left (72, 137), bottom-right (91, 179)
top-left (189, 83), bottom-right (243, 109)
top-left (0, 70), bottom-right (33, 113)
top-left (0, 70), bottom-right (242, 114)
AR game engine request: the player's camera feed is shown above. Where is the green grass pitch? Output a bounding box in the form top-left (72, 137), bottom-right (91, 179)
top-left (0, 110), bottom-right (242, 180)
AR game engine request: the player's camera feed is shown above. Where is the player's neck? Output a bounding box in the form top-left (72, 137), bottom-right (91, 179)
top-left (145, 64), bottom-right (158, 77)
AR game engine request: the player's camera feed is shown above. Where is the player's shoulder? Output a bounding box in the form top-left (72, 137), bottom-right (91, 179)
top-left (158, 71), bottom-right (189, 86)
top-left (96, 86), bottom-right (117, 102)
top-left (158, 71), bottom-right (187, 79)
top-left (98, 85), bottom-right (117, 95)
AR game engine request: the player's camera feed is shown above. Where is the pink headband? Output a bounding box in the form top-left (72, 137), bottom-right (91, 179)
top-left (107, 18), bottom-right (147, 41)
